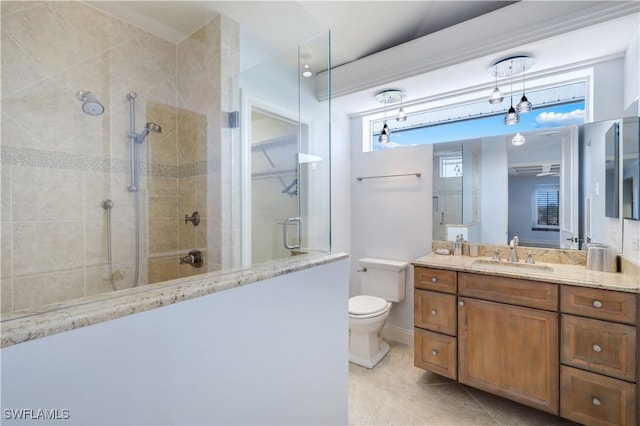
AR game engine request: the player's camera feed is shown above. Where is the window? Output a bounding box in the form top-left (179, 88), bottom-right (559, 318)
top-left (533, 188), bottom-right (559, 230)
top-left (364, 81), bottom-right (586, 152)
top-left (439, 155), bottom-right (462, 178)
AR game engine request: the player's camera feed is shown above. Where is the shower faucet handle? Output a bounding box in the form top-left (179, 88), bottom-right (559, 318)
top-left (184, 211), bottom-right (200, 226)
top-left (179, 249), bottom-right (203, 268)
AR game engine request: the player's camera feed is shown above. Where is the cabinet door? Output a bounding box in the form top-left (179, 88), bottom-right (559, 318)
top-left (414, 267), bottom-right (457, 294)
top-left (561, 366), bottom-right (637, 426)
top-left (561, 314), bottom-right (637, 382)
top-left (458, 297), bottom-right (559, 414)
top-left (414, 290), bottom-right (457, 335)
top-left (414, 328), bottom-right (457, 380)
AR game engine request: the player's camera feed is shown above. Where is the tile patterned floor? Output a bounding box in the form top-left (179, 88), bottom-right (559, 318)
top-left (349, 341), bottom-right (579, 425)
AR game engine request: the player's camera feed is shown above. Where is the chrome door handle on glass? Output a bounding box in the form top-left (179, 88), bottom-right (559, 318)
top-left (283, 217), bottom-right (301, 250)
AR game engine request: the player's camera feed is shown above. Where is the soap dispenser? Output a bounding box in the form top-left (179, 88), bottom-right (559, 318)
top-left (454, 234), bottom-right (463, 256)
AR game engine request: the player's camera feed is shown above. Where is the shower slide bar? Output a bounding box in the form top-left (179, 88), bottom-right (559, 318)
top-left (356, 172), bottom-right (421, 181)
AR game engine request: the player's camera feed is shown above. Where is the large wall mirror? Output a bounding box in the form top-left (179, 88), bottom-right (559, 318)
top-left (622, 104), bottom-right (640, 220)
top-left (604, 122), bottom-right (620, 218)
top-left (433, 119), bottom-right (622, 250)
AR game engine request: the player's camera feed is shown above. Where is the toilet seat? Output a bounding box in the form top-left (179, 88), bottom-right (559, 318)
top-left (349, 295), bottom-right (389, 318)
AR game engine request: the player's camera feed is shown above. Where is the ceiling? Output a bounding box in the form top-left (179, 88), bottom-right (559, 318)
top-left (86, 1), bottom-right (515, 69)
top-left (88, 1), bottom-right (640, 116)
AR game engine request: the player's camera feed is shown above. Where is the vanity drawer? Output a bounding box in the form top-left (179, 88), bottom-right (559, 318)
top-left (414, 267), bottom-right (457, 294)
top-left (561, 286), bottom-right (637, 325)
top-left (458, 272), bottom-right (558, 311)
top-left (414, 290), bottom-right (456, 335)
top-left (561, 315), bottom-right (637, 382)
top-left (414, 328), bottom-right (457, 380)
top-left (561, 366), bottom-right (637, 426)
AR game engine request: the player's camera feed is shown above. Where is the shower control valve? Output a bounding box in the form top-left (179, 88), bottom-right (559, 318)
top-left (184, 211), bottom-right (200, 226)
top-left (179, 249), bottom-right (203, 268)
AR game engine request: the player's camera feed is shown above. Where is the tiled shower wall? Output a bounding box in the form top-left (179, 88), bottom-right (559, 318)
top-left (0, 2), bottom-right (239, 314)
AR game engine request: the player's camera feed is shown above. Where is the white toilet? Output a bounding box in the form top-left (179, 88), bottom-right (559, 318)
top-left (349, 257), bottom-right (408, 369)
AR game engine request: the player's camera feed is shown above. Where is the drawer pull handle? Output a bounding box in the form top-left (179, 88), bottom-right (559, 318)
top-left (458, 301), bottom-right (465, 307)
top-left (431, 350), bottom-right (438, 357)
top-left (431, 277), bottom-right (438, 283)
top-left (592, 344), bottom-right (602, 353)
top-left (431, 309), bottom-right (437, 316)
top-left (592, 397), bottom-right (601, 407)
top-left (592, 300), bottom-right (603, 308)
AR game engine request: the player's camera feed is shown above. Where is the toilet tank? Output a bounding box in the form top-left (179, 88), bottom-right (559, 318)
top-left (359, 258), bottom-right (409, 302)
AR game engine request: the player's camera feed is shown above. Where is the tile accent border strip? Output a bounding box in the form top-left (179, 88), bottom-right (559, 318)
top-left (1, 146), bottom-right (216, 178)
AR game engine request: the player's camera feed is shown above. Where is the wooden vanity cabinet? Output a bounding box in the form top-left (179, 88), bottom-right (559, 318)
top-left (413, 265), bottom-right (639, 425)
top-left (413, 267), bottom-right (457, 379)
top-left (560, 286), bottom-right (639, 426)
top-left (457, 274), bottom-right (559, 415)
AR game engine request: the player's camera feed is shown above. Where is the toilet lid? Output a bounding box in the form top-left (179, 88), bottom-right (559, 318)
top-left (349, 295), bottom-right (388, 315)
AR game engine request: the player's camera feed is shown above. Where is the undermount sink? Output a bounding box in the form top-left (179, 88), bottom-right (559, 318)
top-left (471, 259), bottom-right (554, 273)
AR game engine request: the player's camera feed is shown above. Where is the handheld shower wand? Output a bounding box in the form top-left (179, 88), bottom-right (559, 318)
top-left (126, 92), bottom-right (162, 192)
top-left (125, 91), bottom-right (162, 288)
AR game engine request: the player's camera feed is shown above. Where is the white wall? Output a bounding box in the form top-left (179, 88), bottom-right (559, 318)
top-left (480, 137), bottom-right (509, 245)
top-left (330, 110), bottom-right (352, 254)
top-left (593, 58), bottom-right (625, 121)
top-left (349, 117), bottom-right (432, 341)
top-left (1, 260), bottom-right (349, 425)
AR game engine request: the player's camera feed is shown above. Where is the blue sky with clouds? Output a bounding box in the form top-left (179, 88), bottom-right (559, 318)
top-left (372, 101), bottom-right (585, 150)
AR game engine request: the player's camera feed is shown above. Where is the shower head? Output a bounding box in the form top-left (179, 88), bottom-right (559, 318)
top-left (76, 90), bottom-right (104, 116)
top-left (135, 122), bottom-right (162, 144)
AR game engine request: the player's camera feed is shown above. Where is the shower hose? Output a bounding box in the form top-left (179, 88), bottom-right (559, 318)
top-left (101, 195), bottom-right (141, 291)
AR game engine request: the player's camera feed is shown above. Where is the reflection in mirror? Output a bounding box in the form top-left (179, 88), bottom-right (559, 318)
top-left (432, 126), bottom-right (584, 249)
top-left (508, 130), bottom-right (562, 248)
top-left (432, 141), bottom-right (480, 242)
top-left (582, 119), bottom-right (621, 245)
top-left (605, 122), bottom-right (620, 218)
top-left (431, 120), bottom-right (632, 250)
top-left (622, 111), bottom-right (639, 220)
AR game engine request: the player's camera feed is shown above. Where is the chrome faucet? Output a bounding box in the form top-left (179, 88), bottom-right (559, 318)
top-left (508, 236), bottom-right (519, 263)
top-left (491, 249), bottom-right (501, 262)
top-left (524, 251), bottom-right (535, 264)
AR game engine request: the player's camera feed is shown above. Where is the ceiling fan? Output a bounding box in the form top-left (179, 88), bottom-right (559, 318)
top-left (537, 163), bottom-right (560, 177)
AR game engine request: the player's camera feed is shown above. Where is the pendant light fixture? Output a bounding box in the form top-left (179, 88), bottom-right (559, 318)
top-left (488, 56), bottom-right (535, 125)
top-left (488, 71), bottom-right (503, 104)
top-left (374, 89), bottom-right (406, 143)
top-left (504, 60), bottom-right (519, 125)
top-left (379, 122), bottom-right (390, 144)
top-left (396, 97), bottom-right (407, 122)
top-left (511, 132), bottom-right (526, 146)
top-left (516, 67), bottom-right (532, 113)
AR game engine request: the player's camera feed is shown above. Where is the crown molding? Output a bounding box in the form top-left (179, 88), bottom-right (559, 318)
top-left (318, 1), bottom-right (639, 101)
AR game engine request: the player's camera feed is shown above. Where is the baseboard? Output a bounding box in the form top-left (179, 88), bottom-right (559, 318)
top-left (381, 324), bottom-right (414, 346)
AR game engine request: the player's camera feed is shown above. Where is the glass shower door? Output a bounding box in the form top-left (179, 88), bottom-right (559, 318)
top-left (239, 31), bottom-right (331, 265)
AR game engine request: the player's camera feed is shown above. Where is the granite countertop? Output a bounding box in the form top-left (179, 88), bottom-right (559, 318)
top-left (1, 252), bottom-right (349, 348)
top-left (412, 253), bottom-right (640, 293)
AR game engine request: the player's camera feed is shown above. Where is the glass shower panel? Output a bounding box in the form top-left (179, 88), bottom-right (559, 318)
top-left (239, 31), bottom-right (331, 265)
top-left (298, 32), bottom-right (332, 255)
